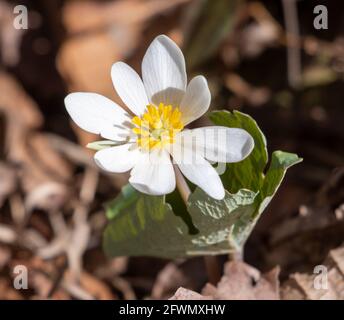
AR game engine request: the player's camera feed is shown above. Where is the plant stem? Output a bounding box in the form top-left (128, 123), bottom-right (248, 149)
top-left (174, 165), bottom-right (191, 203)
top-left (174, 165), bottom-right (222, 285)
top-left (229, 249), bottom-right (243, 262)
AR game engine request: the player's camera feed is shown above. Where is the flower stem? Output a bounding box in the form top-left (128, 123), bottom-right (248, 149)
top-left (229, 249), bottom-right (243, 262)
top-left (174, 165), bottom-right (222, 285)
top-left (174, 165), bottom-right (191, 203)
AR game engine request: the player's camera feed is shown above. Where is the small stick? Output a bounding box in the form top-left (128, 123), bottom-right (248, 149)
top-left (282, 0), bottom-right (302, 89)
top-left (174, 165), bottom-right (222, 285)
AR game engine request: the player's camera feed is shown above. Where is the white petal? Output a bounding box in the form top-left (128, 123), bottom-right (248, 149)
top-left (94, 143), bottom-right (139, 173)
top-left (142, 35), bottom-right (187, 107)
top-left (111, 62), bottom-right (149, 116)
top-left (172, 146), bottom-right (225, 200)
top-left (180, 76), bottom-right (211, 125)
top-left (173, 126), bottom-right (254, 163)
top-left (129, 149), bottom-right (175, 196)
top-left (65, 92), bottom-right (131, 141)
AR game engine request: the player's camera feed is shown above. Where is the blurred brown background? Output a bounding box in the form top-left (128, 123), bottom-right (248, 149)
top-left (0, 0), bottom-right (343, 299)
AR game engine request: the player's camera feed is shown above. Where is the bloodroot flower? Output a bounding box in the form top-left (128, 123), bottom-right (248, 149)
top-left (65, 35), bottom-right (254, 200)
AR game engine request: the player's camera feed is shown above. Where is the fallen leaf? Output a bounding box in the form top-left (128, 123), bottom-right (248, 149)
top-left (203, 261), bottom-right (280, 300)
top-left (170, 261), bottom-right (280, 300)
top-left (281, 245), bottom-right (344, 300)
top-left (170, 287), bottom-right (211, 300)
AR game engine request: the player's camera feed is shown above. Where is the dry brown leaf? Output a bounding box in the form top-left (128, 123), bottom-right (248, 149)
top-left (204, 261), bottom-right (279, 300)
top-left (170, 287), bottom-right (212, 300)
top-left (170, 261), bottom-right (280, 300)
top-left (281, 245), bottom-right (344, 300)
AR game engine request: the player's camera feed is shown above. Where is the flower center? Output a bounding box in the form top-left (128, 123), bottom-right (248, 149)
top-left (131, 103), bottom-right (184, 151)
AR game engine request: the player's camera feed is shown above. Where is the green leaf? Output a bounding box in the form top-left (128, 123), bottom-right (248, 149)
top-left (210, 110), bottom-right (302, 248)
top-left (103, 110), bottom-right (302, 259)
top-left (228, 151), bottom-right (303, 249)
top-left (258, 150), bottom-right (303, 214)
top-left (105, 184), bottom-right (139, 220)
top-left (209, 110), bottom-right (267, 193)
top-left (103, 187), bottom-right (257, 258)
top-left (186, 188), bottom-right (258, 254)
top-left (103, 188), bottom-right (185, 258)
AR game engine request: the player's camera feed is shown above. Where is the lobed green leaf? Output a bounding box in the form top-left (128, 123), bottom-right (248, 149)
top-left (103, 110), bottom-right (302, 258)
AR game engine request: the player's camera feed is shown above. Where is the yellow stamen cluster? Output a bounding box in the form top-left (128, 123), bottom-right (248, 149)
top-left (131, 103), bottom-right (184, 150)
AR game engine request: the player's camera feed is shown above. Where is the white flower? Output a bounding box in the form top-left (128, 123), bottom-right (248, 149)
top-left (65, 35), bottom-right (254, 200)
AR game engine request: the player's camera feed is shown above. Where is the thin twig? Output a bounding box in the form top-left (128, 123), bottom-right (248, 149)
top-left (282, 0), bottom-right (302, 89)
